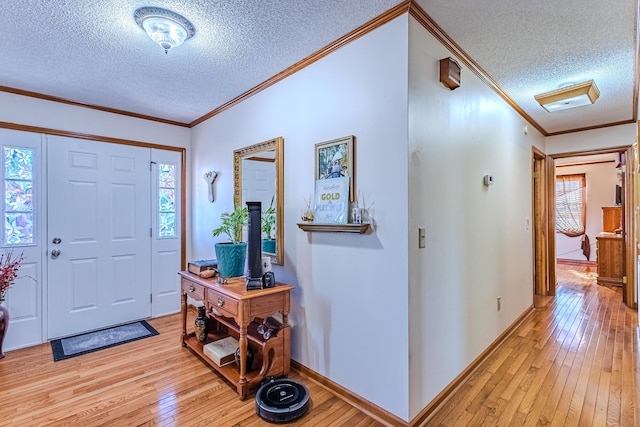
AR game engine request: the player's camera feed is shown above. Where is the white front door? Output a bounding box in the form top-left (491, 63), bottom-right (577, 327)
top-left (46, 136), bottom-right (151, 339)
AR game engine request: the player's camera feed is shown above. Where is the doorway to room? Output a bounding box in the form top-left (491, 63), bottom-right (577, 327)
top-left (548, 147), bottom-right (636, 308)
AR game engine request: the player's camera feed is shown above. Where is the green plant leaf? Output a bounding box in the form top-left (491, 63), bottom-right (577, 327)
top-left (261, 196), bottom-right (276, 239)
top-left (212, 206), bottom-right (248, 244)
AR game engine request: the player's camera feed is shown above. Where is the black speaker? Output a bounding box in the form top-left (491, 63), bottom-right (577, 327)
top-left (246, 201), bottom-right (263, 290)
top-left (262, 271), bottom-right (275, 288)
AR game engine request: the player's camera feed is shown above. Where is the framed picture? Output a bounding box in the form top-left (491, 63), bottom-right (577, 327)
top-left (315, 135), bottom-right (355, 201)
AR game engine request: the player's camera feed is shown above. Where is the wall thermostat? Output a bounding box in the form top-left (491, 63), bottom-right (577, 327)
top-left (483, 175), bottom-right (494, 186)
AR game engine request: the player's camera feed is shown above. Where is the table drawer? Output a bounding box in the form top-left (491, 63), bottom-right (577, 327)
top-left (208, 288), bottom-right (238, 317)
top-left (182, 278), bottom-right (205, 302)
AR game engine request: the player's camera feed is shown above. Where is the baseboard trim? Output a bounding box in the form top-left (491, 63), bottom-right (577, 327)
top-left (289, 305), bottom-right (536, 427)
top-left (291, 360), bottom-right (408, 427)
top-left (557, 258), bottom-right (597, 267)
top-left (409, 304), bottom-right (536, 426)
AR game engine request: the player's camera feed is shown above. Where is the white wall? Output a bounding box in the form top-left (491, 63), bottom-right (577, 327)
top-left (555, 162), bottom-right (619, 260)
top-left (0, 91), bottom-right (190, 149)
top-left (191, 16), bottom-right (411, 420)
top-left (546, 123), bottom-right (636, 154)
top-left (407, 18), bottom-right (544, 419)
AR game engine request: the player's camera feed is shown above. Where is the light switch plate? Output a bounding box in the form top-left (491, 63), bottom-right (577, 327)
top-left (419, 227), bottom-right (426, 248)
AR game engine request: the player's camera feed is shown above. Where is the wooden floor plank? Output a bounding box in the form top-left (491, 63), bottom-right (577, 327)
top-left (424, 264), bottom-right (638, 427)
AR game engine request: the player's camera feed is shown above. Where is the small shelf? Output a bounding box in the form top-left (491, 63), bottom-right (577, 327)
top-left (297, 222), bottom-right (370, 234)
top-left (184, 334), bottom-right (261, 384)
top-left (214, 315), bottom-right (279, 345)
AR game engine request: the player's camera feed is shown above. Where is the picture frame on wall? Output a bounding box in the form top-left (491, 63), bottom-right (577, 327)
top-left (315, 135), bottom-right (355, 201)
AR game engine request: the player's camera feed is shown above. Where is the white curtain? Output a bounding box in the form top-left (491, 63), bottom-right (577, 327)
top-left (555, 174), bottom-right (586, 237)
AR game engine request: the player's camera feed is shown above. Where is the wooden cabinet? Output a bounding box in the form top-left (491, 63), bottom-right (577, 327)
top-left (601, 206), bottom-right (622, 233)
top-left (596, 233), bottom-right (624, 286)
top-left (179, 271), bottom-right (294, 399)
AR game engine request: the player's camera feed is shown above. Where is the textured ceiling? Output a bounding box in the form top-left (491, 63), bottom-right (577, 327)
top-left (0, 0), bottom-right (637, 135)
top-left (0, 0), bottom-right (399, 125)
top-left (417, 0), bottom-right (637, 135)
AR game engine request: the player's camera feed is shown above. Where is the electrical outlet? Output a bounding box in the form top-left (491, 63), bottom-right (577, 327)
top-left (497, 296), bottom-right (501, 311)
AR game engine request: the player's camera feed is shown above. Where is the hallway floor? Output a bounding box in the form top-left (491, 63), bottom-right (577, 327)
top-left (426, 264), bottom-right (639, 426)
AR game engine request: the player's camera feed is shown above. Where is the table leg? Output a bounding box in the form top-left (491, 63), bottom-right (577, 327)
top-left (238, 324), bottom-right (248, 399)
top-left (282, 313), bottom-right (290, 375)
top-left (181, 292), bottom-right (187, 346)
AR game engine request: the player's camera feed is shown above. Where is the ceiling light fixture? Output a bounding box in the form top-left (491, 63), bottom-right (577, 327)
top-left (134, 7), bottom-right (195, 54)
top-left (534, 80), bottom-right (600, 112)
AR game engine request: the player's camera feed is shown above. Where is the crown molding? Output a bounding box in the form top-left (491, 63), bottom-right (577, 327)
top-left (0, 86), bottom-right (189, 128)
top-left (3, 0), bottom-right (637, 136)
top-left (189, 1), bottom-right (412, 127)
top-left (407, 2), bottom-right (548, 136)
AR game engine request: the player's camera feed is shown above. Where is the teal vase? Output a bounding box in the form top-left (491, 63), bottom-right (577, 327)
top-left (215, 242), bottom-right (247, 278)
top-left (262, 239), bottom-right (276, 254)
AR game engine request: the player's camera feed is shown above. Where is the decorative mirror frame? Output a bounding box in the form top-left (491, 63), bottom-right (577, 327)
top-left (234, 136), bottom-right (284, 265)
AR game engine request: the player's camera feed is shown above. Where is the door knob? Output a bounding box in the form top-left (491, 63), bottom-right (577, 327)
top-left (51, 249), bottom-right (61, 259)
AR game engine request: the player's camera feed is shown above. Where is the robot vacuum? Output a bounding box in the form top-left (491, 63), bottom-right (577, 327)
top-left (255, 377), bottom-right (310, 423)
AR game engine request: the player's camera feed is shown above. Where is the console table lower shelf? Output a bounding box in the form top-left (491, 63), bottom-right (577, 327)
top-left (179, 271), bottom-right (294, 400)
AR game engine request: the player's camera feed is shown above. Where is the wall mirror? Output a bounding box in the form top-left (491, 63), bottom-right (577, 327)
top-left (234, 137), bottom-right (284, 265)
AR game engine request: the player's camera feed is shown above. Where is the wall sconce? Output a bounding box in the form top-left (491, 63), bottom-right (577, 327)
top-left (203, 171), bottom-right (218, 202)
top-left (534, 80), bottom-right (600, 112)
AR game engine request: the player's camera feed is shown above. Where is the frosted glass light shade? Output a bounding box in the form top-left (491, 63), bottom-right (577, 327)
top-left (134, 7), bottom-right (195, 54)
top-left (534, 80), bottom-right (600, 112)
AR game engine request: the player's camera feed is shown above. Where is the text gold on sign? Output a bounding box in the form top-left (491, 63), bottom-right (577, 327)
top-left (320, 193), bottom-right (341, 201)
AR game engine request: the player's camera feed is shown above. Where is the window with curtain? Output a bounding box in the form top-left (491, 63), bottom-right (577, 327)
top-left (555, 174), bottom-right (586, 237)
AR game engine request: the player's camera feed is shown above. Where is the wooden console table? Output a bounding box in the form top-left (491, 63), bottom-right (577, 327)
top-left (178, 271), bottom-right (294, 399)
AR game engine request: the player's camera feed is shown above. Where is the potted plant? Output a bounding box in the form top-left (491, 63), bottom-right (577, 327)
top-left (261, 196), bottom-right (276, 254)
top-left (212, 206), bottom-right (248, 278)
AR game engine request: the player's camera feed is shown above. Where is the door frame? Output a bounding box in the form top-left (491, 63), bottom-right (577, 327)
top-left (0, 122), bottom-right (187, 348)
top-left (547, 145), bottom-right (636, 308)
top-left (0, 122), bottom-right (187, 272)
top-left (532, 147), bottom-right (549, 299)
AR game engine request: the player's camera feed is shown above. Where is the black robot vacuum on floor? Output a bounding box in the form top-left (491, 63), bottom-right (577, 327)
top-left (255, 377), bottom-right (310, 423)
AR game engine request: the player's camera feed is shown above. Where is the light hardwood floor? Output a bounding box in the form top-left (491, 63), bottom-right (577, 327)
top-left (0, 265), bottom-right (637, 426)
top-left (425, 264), bottom-right (639, 426)
top-left (0, 309), bottom-right (385, 427)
